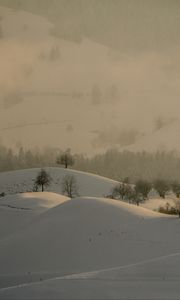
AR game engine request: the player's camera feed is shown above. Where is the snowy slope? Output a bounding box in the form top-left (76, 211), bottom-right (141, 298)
top-left (0, 197), bottom-right (175, 276)
top-left (3, 253), bottom-right (179, 300)
top-left (0, 167), bottom-right (118, 197)
top-left (0, 192), bottom-right (69, 239)
top-left (0, 168), bottom-right (179, 299)
top-left (142, 197), bottom-right (175, 211)
top-left (0, 167), bottom-right (117, 239)
top-left (0, 196), bottom-right (179, 299)
top-left (0, 192), bottom-right (69, 211)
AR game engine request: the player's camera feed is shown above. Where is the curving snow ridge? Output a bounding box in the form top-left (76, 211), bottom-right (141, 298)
top-left (80, 197), bottom-right (167, 218)
top-left (0, 192), bottom-right (69, 211)
top-left (0, 192), bottom-right (69, 240)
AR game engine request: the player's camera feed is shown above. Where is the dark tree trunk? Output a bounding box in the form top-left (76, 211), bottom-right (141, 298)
top-left (42, 184), bottom-right (44, 192)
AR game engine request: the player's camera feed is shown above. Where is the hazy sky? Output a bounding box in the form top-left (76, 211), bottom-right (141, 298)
top-left (0, 0), bottom-right (180, 154)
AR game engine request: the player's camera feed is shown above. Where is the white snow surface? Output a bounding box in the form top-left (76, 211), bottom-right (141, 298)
top-left (0, 192), bottom-right (69, 211)
top-left (0, 168), bottom-right (180, 299)
top-left (0, 191), bottom-right (69, 239)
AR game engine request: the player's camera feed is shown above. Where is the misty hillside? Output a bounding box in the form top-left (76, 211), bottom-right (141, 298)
top-left (1, 0), bottom-right (180, 53)
top-left (0, 2), bottom-right (180, 155)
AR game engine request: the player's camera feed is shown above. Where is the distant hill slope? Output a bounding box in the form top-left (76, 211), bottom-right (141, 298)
top-left (1, 0), bottom-right (180, 54)
top-left (0, 4), bottom-right (180, 154)
top-left (123, 118), bottom-right (180, 153)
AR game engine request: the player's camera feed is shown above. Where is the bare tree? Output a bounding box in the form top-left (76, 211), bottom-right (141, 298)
top-left (112, 183), bottom-right (132, 200)
top-left (135, 179), bottom-right (152, 200)
top-left (56, 148), bottom-right (74, 169)
top-left (34, 169), bottom-right (52, 192)
top-left (128, 187), bottom-right (144, 206)
top-left (61, 175), bottom-right (79, 198)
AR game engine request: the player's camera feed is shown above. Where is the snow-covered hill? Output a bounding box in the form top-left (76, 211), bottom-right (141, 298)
top-left (0, 192), bottom-right (69, 239)
top-left (0, 196), bottom-right (179, 299)
top-left (0, 167), bottom-right (118, 239)
top-left (0, 167), bottom-right (118, 197)
top-left (0, 196), bottom-right (173, 276)
top-left (0, 167), bottom-right (179, 299)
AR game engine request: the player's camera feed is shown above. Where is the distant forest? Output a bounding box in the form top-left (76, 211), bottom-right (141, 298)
top-left (1, 145), bottom-right (180, 183)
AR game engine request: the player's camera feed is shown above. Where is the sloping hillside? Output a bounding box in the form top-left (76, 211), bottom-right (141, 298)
top-left (0, 167), bottom-right (118, 197)
top-left (0, 5), bottom-right (121, 154)
top-left (124, 118), bottom-right (180, 153)
top-left (0, 5), bottom-right (180, 154)
top-left (0, 168), bottom-right (179, 299)
top-left (0, 192), bottom-right (69, 239)
top-left (0, 167), bottom-right (117, 239)
top-left (0, 196), bottom-right (174, 276)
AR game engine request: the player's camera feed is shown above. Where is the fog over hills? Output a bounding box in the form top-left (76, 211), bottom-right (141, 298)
top-left (0, 1), bottom-right (180, 155)
top-left (1, 4), bottom-right (180, 298)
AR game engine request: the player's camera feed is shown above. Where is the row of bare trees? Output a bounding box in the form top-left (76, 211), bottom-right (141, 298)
top-left (110, 180), bottom-right (151, 206)
top-left (110, 179), bottom-right (180, 205)
top-left (33, 169), bottom-right (180, 216)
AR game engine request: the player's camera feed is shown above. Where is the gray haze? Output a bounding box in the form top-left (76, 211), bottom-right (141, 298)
top-left (0, 0), bottom-right (180, 154)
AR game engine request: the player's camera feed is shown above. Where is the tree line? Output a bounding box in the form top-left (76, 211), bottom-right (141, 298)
top-left (74, 148), bottom-right (180, 183)
top-left (110, 179), bottom-right (180, 202)
top-left (1, 146), bottom-right (180, 185)
top-left (110, 178), bottom-right (180, 216)
top-left (0, 145), bottom-right (74, 171)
